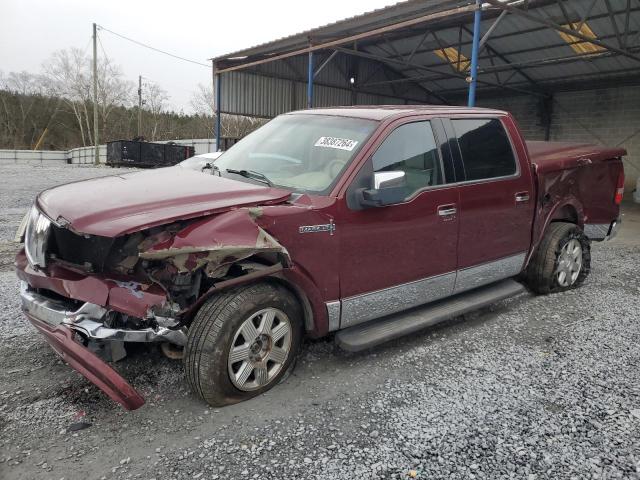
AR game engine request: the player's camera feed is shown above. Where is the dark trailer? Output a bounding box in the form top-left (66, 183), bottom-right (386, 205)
top-left (107, 140), bottom-right (195, 168)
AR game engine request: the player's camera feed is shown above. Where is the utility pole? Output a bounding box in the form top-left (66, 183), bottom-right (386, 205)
top-left (92, 23), bottom-right (99, 165)
top-left (137, 75), bottom-right (142, 137)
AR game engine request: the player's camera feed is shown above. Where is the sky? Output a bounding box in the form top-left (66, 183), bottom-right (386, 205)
top-left (1, 0), bottom-right (398, 112)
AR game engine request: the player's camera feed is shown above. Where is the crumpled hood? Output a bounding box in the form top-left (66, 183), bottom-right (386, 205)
top-left (37, 167), bottom-right (291, 237)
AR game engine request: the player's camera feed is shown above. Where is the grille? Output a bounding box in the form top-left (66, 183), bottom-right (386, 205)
top-left (48, 225), bottom-right (115, 272)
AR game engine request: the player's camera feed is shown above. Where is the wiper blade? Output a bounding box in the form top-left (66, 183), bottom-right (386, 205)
top-left (226, 168), bottom-right (273, 186)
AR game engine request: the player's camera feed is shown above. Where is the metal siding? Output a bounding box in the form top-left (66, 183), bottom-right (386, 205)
top-left (220, 53), bottom-right (432, 117)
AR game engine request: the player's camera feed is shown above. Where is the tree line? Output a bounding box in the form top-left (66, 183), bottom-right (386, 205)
top-left (0, 47), bottom-right (264, 151)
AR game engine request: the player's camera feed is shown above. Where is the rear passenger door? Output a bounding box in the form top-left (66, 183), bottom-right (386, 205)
top-left (444, 117), bottom-right (534, 293)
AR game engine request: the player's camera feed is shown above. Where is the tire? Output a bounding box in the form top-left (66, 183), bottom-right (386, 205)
top-left (184, 282), bottom-right (303, 407)
top-left (524, 222), bottom-right (591, 294)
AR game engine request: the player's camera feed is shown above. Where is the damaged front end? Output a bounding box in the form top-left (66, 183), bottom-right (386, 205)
top-left (16, 204), bottom-right (290, 409)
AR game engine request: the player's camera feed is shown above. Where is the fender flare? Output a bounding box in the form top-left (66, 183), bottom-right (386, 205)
top-left (527, 196), bottom-right (585, 267)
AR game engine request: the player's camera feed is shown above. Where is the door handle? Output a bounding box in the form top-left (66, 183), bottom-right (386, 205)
top-left (437, 205), bottom-right (457, 216)
top-left (515, 192), bottom-right (530, 203)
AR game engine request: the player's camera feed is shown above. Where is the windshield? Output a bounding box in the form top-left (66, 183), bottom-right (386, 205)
top-left (215, 114), bottom-right (377, 193)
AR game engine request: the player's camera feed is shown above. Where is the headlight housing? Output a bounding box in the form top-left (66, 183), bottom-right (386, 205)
top-left (14, 210), bottom-right (30, 243)
top-left (24, 205), bottom-right (51, 269)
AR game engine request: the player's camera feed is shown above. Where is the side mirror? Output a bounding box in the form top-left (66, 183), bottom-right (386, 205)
top-left (358, 171), bottom-right (407, 207)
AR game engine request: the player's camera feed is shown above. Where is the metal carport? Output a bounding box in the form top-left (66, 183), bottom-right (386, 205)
top-left (210, 0), bottom-right (640, 189)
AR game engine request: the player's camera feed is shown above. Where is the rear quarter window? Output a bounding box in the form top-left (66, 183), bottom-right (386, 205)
top-left (452, 118), bottom-right (517, 181)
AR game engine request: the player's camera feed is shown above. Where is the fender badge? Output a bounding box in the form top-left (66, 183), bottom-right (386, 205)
top-left (299, 220), bottom-right (336, 235)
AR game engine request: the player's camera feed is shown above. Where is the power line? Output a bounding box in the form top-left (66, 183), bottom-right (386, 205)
top-left (97, 24), bottom-right (210, 68)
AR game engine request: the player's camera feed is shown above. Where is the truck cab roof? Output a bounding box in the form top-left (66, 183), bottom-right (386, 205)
top-left (286, 105), bottom-right (508, 121)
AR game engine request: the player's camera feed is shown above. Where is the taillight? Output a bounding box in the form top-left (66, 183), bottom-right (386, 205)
top-left (614, 170), bottom-right (625, 205)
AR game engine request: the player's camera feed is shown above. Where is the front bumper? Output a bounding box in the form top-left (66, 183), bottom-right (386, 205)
top-left (23, 306), bottom-right (145, 410)
top-left (16, 250), bottom-right (186, 410)
top-left (20, 282), bottom-right (187, 346)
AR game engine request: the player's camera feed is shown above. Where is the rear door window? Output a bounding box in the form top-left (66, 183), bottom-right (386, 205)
top-left (372, 121), bottom-right (443, 199)
top-left (452, 118), bottom-right (517, 181)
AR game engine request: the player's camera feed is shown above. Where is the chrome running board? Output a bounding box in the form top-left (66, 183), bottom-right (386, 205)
top-left (335, 279), bottom-right (525, 352)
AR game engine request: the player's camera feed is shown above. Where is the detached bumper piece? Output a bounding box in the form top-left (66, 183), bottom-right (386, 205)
top-left (25, 312), bottom-right (145, 411)
top-left (19, 280), bottom-right (181, 411)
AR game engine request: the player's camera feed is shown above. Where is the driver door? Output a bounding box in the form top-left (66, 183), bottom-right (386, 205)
top-left (338, 118), bottom-right (459, 328)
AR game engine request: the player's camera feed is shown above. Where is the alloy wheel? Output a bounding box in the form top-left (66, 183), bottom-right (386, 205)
top-left (556, 239), bottom-right (583, 287)
top-left (227, 308), bottom-right (292, 391)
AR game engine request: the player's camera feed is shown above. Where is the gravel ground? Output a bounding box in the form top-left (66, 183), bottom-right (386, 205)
top-left (1, 163), bottom-right (639, 480)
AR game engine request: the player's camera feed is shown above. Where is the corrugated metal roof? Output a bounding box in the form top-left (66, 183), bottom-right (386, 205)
top-left (211, 0), bottom-right (471, 61)
top-left (214, 0), bottom-right (640, 117)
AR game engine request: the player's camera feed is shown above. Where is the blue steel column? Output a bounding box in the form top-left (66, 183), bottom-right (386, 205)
top-left (307, 50), bottom-right (314, 109)
top-left (215, 72), bottom-right (222, 150)
top-left (467, 0), bottom-right (482, 107)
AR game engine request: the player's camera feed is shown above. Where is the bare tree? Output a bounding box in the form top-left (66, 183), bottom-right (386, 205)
top-left (43, 48), bottom-right (92, 145)
top-left (0, 70), bottom-right (55, 148)
top-left (43, 48), bottom-right (133, 146)
top-left (144, 81), bottom-right (169, 141)
top-left (190, 83), bottom-right (215, 137)
top-left (97, 61), bottom-right (134, 140)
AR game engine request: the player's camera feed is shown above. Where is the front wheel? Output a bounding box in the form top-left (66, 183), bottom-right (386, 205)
top-left (184, 282), bottom-right (303, 406)
top-left (524, 222), bottom-right (591, 294)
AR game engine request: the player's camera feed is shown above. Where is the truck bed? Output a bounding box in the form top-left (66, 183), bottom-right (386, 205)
top-left (526, 141), bottom-right (626, 173)
top-left (526, 140), bottom-right (625, 256)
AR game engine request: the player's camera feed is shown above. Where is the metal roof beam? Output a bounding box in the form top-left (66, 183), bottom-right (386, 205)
top-left (556, 0), bottom-right (575, 28)
top-left (377, 5), bottom-right (640, 66)
top-left (431, 30), bottom-right (463, 75)
top-left (479, 10), bottom-right (508, 51)
top-left (576, 0), bottom-right (599, 32)
top-left (433, 65), bottom-right (640, 95)
top-left (335, 46), bottom-right (547, 98)
top-left (460, 25), bottom-right (544, 93)
top-left (405, 27), bottom-right (640, 73)
top-left (483, 0), bottom-right (640, 63)
top-left (313, 51), bottom-right (338, 79)
top-left (370, 44), bottom-right (450, 104)
top-left (604, 0), bottom-right (624, 48)
top-left (623, 0), bottom-right (631, 48)
top-left (407, 29), bottom-right (431, 64)
top-left (477, 46), bottom-right (640, 74)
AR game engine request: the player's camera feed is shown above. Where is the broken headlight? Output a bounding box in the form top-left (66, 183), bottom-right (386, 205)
top-left (24, 205), bottom-right (51, 269)
top-left (14, 209), bottom-right (30, 243)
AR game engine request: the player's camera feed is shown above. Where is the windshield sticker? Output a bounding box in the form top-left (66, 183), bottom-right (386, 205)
top-left (314, 136), bottom-right (359, 151)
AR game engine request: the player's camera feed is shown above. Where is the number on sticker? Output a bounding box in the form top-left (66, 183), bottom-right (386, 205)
top-left (314, 137), bottom-right (358, 151)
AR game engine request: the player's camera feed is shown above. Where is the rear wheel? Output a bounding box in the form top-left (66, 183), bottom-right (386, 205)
top-left (524, 222), bottom-right (591, 294)
top-left (184, 282), bottom-right (302, 406)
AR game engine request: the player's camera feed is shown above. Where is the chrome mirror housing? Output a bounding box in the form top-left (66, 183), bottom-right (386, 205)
top-left (373, 171), bottom-right (406, 189)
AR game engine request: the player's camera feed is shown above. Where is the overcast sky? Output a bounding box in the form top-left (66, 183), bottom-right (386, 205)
top-left (1, 0), bottom-right (396, 112)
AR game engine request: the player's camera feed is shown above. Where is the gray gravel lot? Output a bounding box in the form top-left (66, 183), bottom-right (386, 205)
top-left (1, 163), bottom-right (639, 480)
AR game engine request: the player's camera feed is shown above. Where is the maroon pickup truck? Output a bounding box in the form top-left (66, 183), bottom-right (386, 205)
top-left (15, 106), bottom-right (625, 409)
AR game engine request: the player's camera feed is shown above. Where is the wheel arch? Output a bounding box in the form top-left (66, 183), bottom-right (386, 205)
top-left (527, 197), bottom-right (585, 269)
top-left (182, 262), bottom-right (329, 338)
top-left (548, 202), bottom-right (582, 226)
